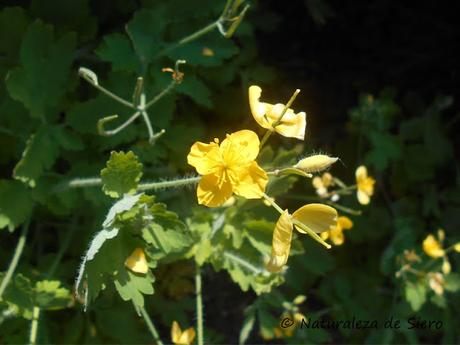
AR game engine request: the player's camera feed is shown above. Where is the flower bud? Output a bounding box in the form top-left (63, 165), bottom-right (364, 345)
top-left (294, 155), bottom-right (338, 173)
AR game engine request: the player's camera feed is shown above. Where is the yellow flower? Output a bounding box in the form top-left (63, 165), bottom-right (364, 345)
top-left (248, 85), bottom-right (306, 140)
top-left (267, 204), bottom-right (337, 272)
top-left (187, 130), bottom-right (268, 207)
top-left (355, 166), bottom-right (375, 205)
top-left (312, 172), bottom-right (334, 197)
top-left (428, 272), bottom-right (445, 296)
top-left (124, 248), bottom-right (148, 274)
top-left (423, 234), bottom-right (445, 258)
top-left (320, 216), bottom-right (353, 246)
top-left (171, 321), bottom-right (196, 345)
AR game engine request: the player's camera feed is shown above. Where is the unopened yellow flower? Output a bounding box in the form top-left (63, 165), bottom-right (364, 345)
top-left (312, 172), bottom-right (334, 197)
top-left (294, 155), bottom-right (338, 173)
top-left (187, 130), bottom-right (268, 207)
top-left (355, 166), bottom-right (375, 205)
top-left (125, 248), bottom-right (148, 274)
top-left (454, 243), bottom-right (460, 252)
top-left (248, 85), bottom-right (306, 140)
top-left (267, 204), bottom-right (338, 272)
top-left (423, 234), bottom-right (445, 258)
top-left (321, 216), bottom-right (353, 246)
top-left (171, 321), bottom-right (195, 345)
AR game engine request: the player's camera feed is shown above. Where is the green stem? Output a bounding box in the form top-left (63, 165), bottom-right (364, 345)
top-left (195, 264), bottom-right (204, 345)
top-left (81, 76), bottom-right (135, 109)
top-left (67, 176), bottom-right (201, 191)
top-left (0, 220), bottom-right (30, 300)
top-left (325, 201), bottom-right (362, 216)
top-left (137, 176), bottom-right (201, 191)
top-left (158, 21), bottom-right (220, 57)
top-left (144, 81), bottom-right (176, 110)
top-left (140, 307), bottom-right (164, 345)
top-left (29, 306), bottom-right (40, 345)
top-left (259, 89), bottom-right (301, 148)
top-left (223, 252), bottom-right (264, 274)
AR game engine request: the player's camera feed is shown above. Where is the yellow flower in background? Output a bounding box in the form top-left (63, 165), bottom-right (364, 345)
top-left (321, 216), bottom-right (353, 246)
top-left (312, 172), bottom-right (334, 197)
top-left (248, 85), bottom-right (306, 140)
top-left (171, 321), bottom-right (196, 345)
top-left (187, 130), bottom-right (268, 207)
top-left (355, 165), bottom-right (375, 205)
top-left (454, 243), bottom-right (460, 252)
top-left (423, 234), bottom-right (445, 258)
top-left (428, 272), bottom-right (445, 296)
top-left (267, 204), bottom-right (337, 272)
top-left (124, 248), bottom-right (148, 274)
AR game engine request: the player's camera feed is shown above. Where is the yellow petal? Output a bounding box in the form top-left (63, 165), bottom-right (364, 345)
top-left (124, 248), bottom-right (148, 274)
top-left (221, 129), bottom-right (260, 163)
top-left (337, 216), bottom-right (353, 230)
top-left (266, 210), bottom-right (293, 273)
top-left (268, 104), bottom-right (306, 140)
top-left (179, 328), bottom-right (196, 345)
top-left (422, 234), bottom-right (445, 258)
top-left (171, 321), bottom-right (182, 344)
top-left (292, 203), bottom-right (338, 234)
top-left (187, 141), bottom-right (220, 175)
top-left (357, 190), bottom-right (370, 205)
top-left (197, 173), bottom-right (233, 207)
top-left (249, 85), bottom-right (272, 129)
top-left (442, 257), bottom-right (451, 275)
top-left (320, 231), bottom-right (330, 240)
top-left (329, 227), bottom-right (344, 245)
top-left (355, 165), bottom-right (368, 181)
top-left (232, 161), bottom-right (268, 199)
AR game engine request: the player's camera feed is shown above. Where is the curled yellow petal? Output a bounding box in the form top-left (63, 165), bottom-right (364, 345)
top-left (124, 248), bottom-right (148, 274)
top-left (337, 216), bottom-right (353, 230)
top-left (248, 85), bottom-right (306, 140)
top-left (422, 234), bottom-right (445, 258)
top-left (292, 203), bottom-right (338, 234)
top-left (266, 210), bottom-right (293, 273)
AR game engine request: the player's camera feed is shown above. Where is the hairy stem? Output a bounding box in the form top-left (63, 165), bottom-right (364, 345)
top-left (138, 176), bottom-right (201, 191)
top-left (140, 307), bottom-right (164, 345)
top-left (82, 76), bottom-right (135, 110)
top-left (195, 264), bottom-right (204, 345)
top-left (0, 220), bottom-right (30, 299)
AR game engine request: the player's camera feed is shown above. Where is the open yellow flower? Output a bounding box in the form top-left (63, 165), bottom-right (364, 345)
top-left (423, 234), bottom-right (445, 258)
top-left (124, 248), bottom-right (148, 274)
top-left (321, 216), bottom-right (353, 246)
top-left (267, 204), bottom-right (338, 272)
top-left (187, 130), bottom-right (268, 207)
top-left (355, 166), bottom-right (375, 205)
top-left (249, 85), bottom-right (306, 140)
top-left (312, 172), bottom-right (334, 197)
top-left (171, 321), bottom-right (195, 345)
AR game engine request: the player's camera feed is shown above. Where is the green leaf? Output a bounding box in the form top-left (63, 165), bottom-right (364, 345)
top-left (96, 33), bottom-right (140, 72)
top-left (0, 179), bottom-right (33, 231)
top-left (34, 280), bottom-right (72, 310)
top-left (405, 280), bottom-right (427, 312)
top-left (125, 9), bottom-right (167, 65)
top-left (177, 74), bottom-right (213, 108)
top-left (0, 7), bottom-right (28, 65)
top-left (5, 20), bottom-right (76, 120)
top-left (444, 273), bottom-right (460, 293)
top-left (13, 125), bottom-right (61, 187)
top-left (365, 131), bottom-right (401, 171)
top-left (101, 151), bottom-right (143, 198)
